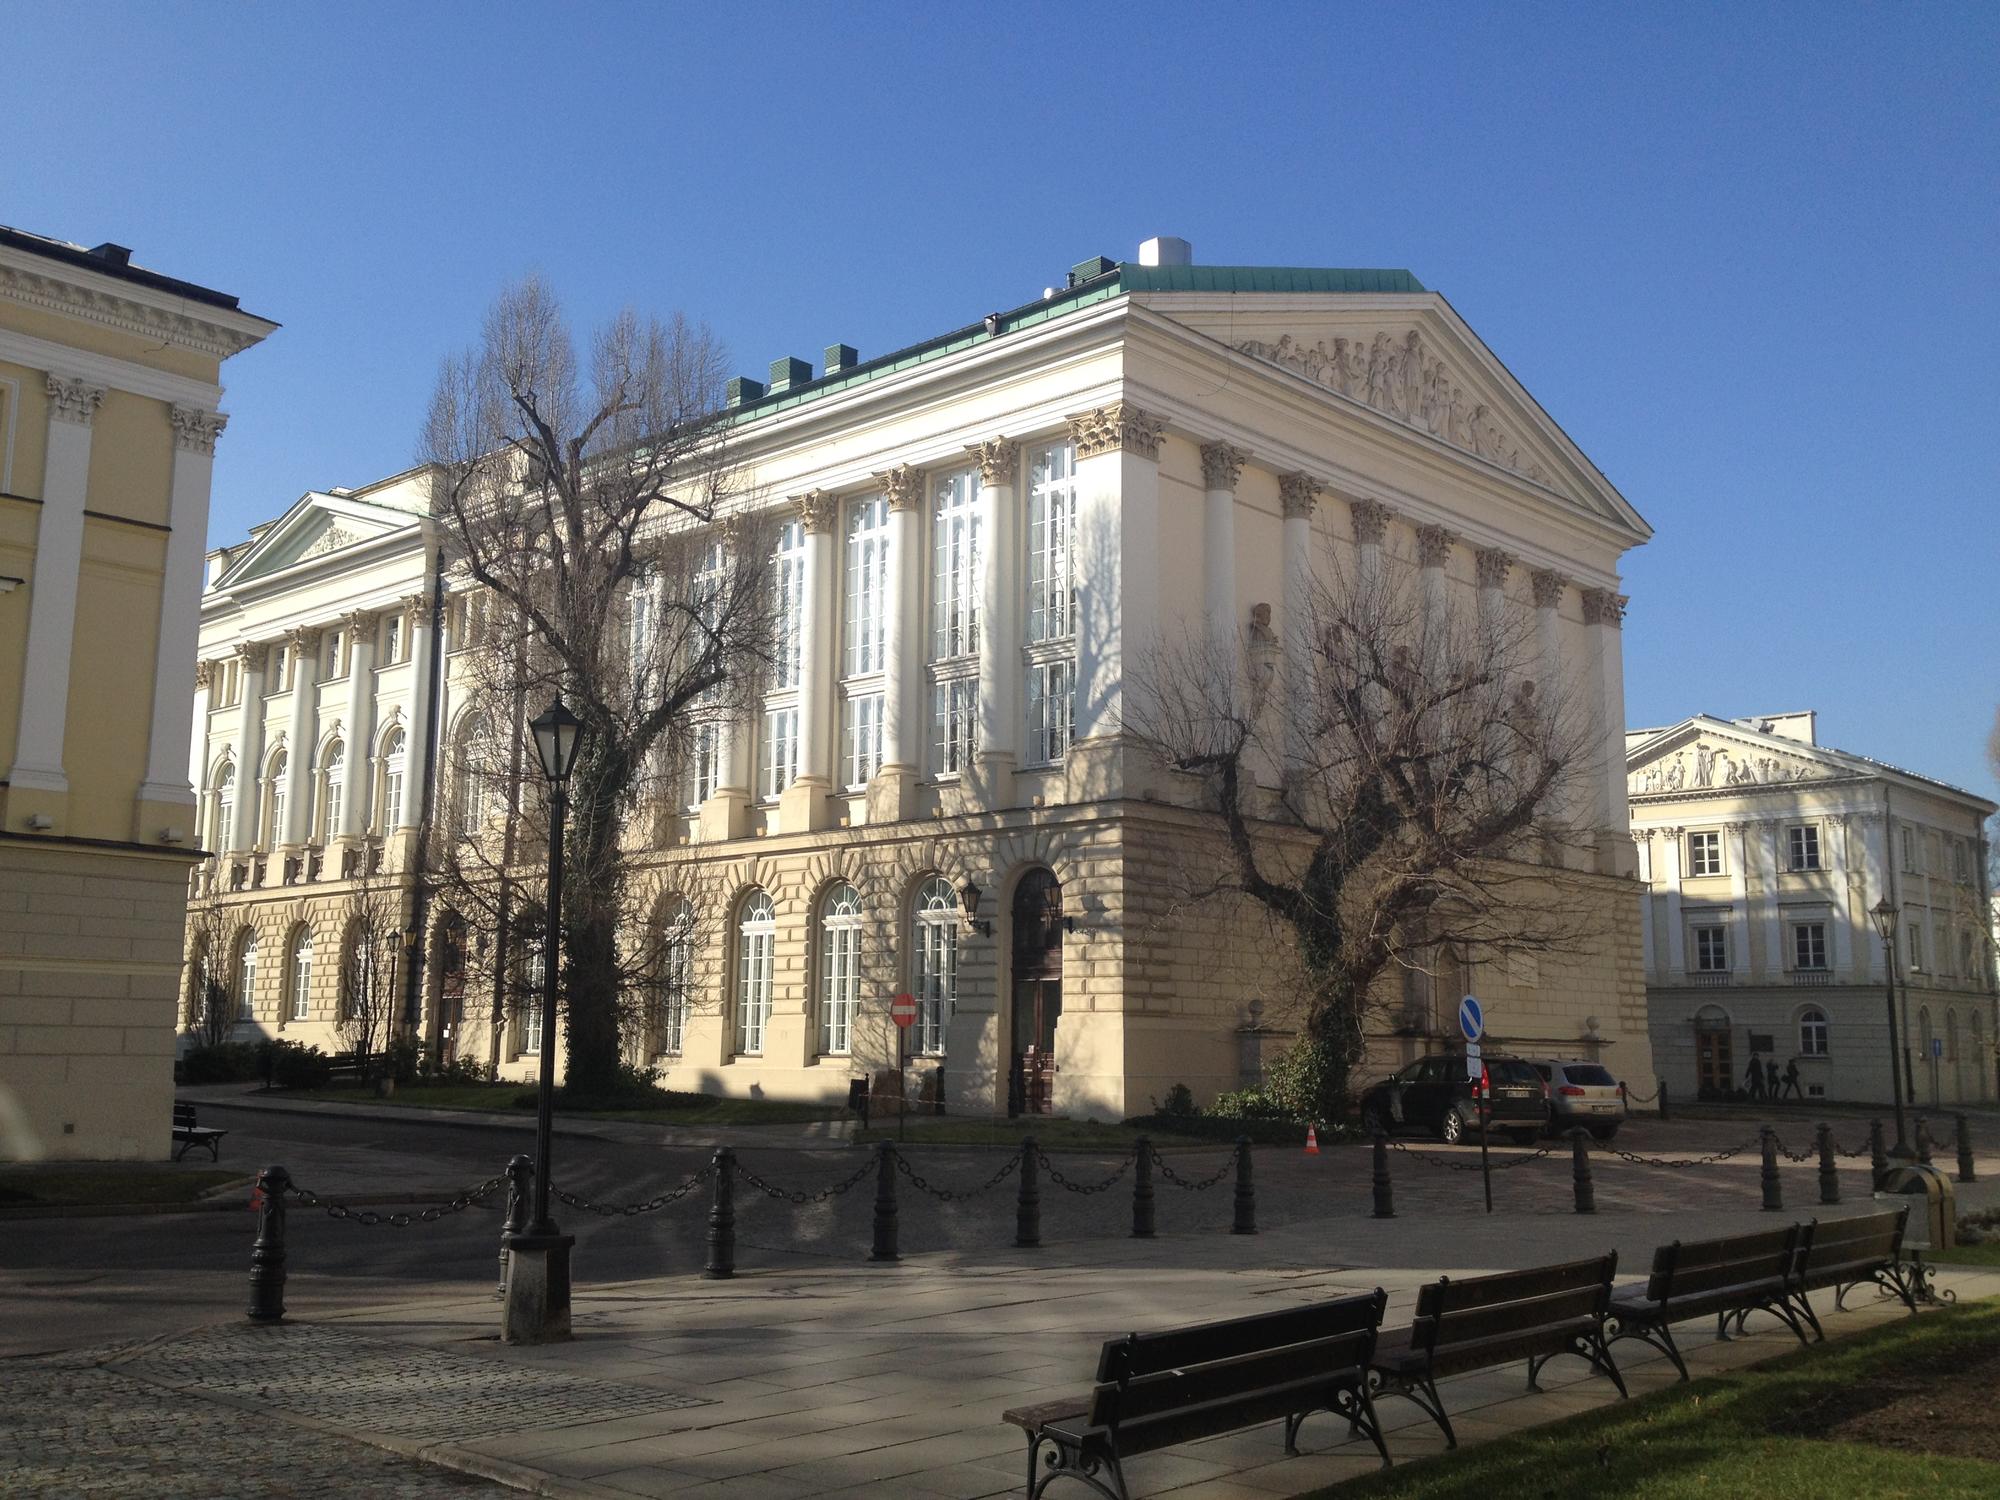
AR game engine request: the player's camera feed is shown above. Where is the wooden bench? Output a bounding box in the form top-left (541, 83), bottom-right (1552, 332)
top-left (171, 1102), bottom-right (227, 1162)
top-left (1792, 1206), bottom-right (1915, 1337)
top-left (1369, 1254), bottom-right (1626, 1449)
top-left (1607, 1225), bottom-right (1807, 1381)
top-left (1002, 1289), bottom-right (1390, 1499)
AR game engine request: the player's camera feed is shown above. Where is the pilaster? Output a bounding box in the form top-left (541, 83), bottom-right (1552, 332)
top-left (230, 642), bottom-right (267, 855)
top-left (281, 626), bottom-right (320, 847)
top-left (869, 466), bottom-right (922, 822)
top-left (970, 439), bottom-right (1019, 811)
top-left (338, 610), bottom-right (375, 840)
top-left (1580, 586), bottom-right (1634, 876)
top-left (1199, 441), bottom-right (1247, 652)
top-left (397, 595), bottom-right (433, 830)
top-left (780, 491), bottom-right (837, 833)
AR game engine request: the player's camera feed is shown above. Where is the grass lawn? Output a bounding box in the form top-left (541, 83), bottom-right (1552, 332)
top-left (0, 1167), bottom-right (242, 1208)
top-left (1310, 1298), bottom-right (2000, 1500)
top-left (855, 1115), bottom-right (1225, 1151)
top-left (285, 1083), bottom-right (840, 1127)
top-left (1933, 1239), bottom-right (2000, 1267)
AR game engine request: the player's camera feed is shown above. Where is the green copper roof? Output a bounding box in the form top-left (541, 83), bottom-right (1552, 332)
top-left (724, 260), bottom-right (1425, 424)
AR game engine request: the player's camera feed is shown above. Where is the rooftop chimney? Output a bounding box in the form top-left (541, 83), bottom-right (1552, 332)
top-left (725, 376), bottom-right (766, 408)
top-left (823, 343), bottom-right (860, 376)
top-left (1139, 236), bottom-right (1192, 268)
top-left (88, 243), bottom-right (133, 267)
top-left (767, 357), bottom-right (814, 393)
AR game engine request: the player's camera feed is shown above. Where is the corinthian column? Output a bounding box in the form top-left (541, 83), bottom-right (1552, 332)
top-left (780, 490), bottom-right (837, 833)
top-left (338, 609), bottom-right (376, 840)
top-left (970, 438), bottom-right (1019, 811)
top-left (281, 626), bottom-right (320, 848)
top-left (1581, 586), bottom-right (1633, 875)
top-left (231, 642), bottom-right (268, 856)
top-left (1200, 441), bottom-right (1248, 653)
top-left (1278, 473), bottom-right (1321, 778)
top-left (871, 464), bottom-right (922, 822)
top-left (1349, 497), bottom-right (1390, 582)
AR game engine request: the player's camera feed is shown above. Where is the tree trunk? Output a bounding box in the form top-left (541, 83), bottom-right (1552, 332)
top-left (563, 905), bottom-right (624, 1096)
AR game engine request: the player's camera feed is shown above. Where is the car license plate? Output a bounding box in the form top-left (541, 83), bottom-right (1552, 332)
top-left (1590, 1103), bottom-right (1617, 1113)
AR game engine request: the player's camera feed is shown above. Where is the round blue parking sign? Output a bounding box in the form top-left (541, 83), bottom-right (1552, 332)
top-left (1458, 995), bottom-right (1484, 1042)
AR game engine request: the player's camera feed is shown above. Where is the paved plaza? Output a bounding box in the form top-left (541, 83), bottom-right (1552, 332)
top-left (4, 1103), bottom-right (1996, 1498)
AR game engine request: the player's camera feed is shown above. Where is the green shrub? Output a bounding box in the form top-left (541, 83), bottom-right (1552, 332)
top-left (1154, 1082), bottom-right (1198, 1118)
top-left (1205, 1087), bottom-right (1291, 1120)
top-left (260, 1039), bottom-right (332, 1090)
top-left (179, 1041), bottom-right (263, 1085)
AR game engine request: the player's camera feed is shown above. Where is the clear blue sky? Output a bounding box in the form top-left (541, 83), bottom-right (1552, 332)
top-left (9, 4), bottom-right (1997, 799)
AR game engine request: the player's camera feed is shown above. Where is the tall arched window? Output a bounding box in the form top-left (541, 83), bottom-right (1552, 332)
top-left (213, 762), bottom-right (237, 853)
top-left (1947, 1008), bottom-right (1960, 1063)
top-left (380, 727), bottom-right (406, 832)
top-left (340, 918), bottom-right (382, 1025)
top-left (287, 926), bottom-right (313, 1022)
top-left (656, 901), bottom-right (694, 1059)
top-left (736, 891), bottom-right (775, 1055)
top-left (1798, 1006), bottom-right (1829, 1057)
top-left (234, 929), bottom-right (259, 1021)
top-left (317, 740), bottom-right (345, 842)
top-left (455, 720), bottom-right (491, 834)
top-left (265, 749), bottom-right (288, 846)
top-left (913, 877), bottom-right (959, 1057)
top-left (521, 943), bottom-right (546, 1054)
top-left (819, 883), bottom-right (862, 1055)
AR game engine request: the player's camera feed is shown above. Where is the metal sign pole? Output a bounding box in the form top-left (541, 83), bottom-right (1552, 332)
top-left (1479, 1087), bottom-right (1493, 1213)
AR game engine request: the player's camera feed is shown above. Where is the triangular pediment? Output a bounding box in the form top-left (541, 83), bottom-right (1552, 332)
top-left (216, 493), bottom-right (420, 590)
top-left (1625, 717), bottom-right (1849, 797)
top-left (1152, 297), bottom-right (1647, 541)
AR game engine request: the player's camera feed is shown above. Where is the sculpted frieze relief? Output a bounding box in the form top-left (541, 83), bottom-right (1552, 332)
top-left (1236, 329), bottom-right (1551, 484)
top-left (303, 525), bottom-right (357, 559)
top-left (1629, 739), bottom-right (1829, 796)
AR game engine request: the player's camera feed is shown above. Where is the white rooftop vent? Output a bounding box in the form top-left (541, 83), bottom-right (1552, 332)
top-left (1139, 236), bottom-right (1193, 268)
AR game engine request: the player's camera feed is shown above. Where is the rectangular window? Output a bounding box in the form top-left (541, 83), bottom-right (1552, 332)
top-left (269, 644), bottom-right (290, 694)
top-left (629, 577), bottom-right (656, 701)
top-left (1027, 658), bottom-right (1075, 765)
top-left (1026, 442), bottom-right (1076, 642)
top-left (931, 468), bottom-right (981, 660)
top-left (1906, 922), bottom-right (1925, 973)
top-left (843, 496), bottom-right (890, 676)
top-left (932, 676), bottom-right (978, 777)
top-left (1787, 824), bottom-right (1821, 871)
top-left (915, 913), bottom-right (957, 1057)
top-left (761, 707), bottom-right (797, 800)
top-left (323, 630), bottom-right (344, 679)
top-left (688, 720), bottom-right (720, 809)
top-left (738, 928), bottom-right (773, 1055)
top-left (1901, 827), bottom-right (1915, 872)
top-left (772, 521), bottom-right (805, 690)
top-left (1793, 922), bottom-right (1827, 971)
top-left (381, 614), bottom-right (403, 666)
top-left (1693, 924), bottom-right (1728, 972)
top-left (820, 923), bottom-right (860, 1056)
top-left (843, 692), bottom-right (883, 788)
top-left (1686, 831), bottom-right (1721, 877)
top-left (1954, 842), bottom-right (1970, 883)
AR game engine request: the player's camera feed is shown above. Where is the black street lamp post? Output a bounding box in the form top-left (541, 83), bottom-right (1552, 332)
top-left (500, 696), bottom-right (586, 1343)
top-left (1870, 896), bottom-right (1912, 1158)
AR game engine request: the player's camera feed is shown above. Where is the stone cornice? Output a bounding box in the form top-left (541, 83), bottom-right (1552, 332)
top-left (967, 438), bottom-right (1017, 489)
top-left (794, 490), bottom-right (837, 534)
top-left (46, 373), bottom-right (105, 426)
top-left (0, 247), bottom-right (273, 361)
top-left (1349, 497), bottom-right (1391, 545)
top-left (170, 405), bottom-right (227, 455)
top-left (1278, 472), bottom-right (1322, 520)
top-left (1068, 402), bottom-right (1163, 462)
top-left (1530, 568), bottom-right (1567, 609)
top-left (1200, 441), bottom-right (1249, 492)
top-left (875, 464), bottom-right (925, 512)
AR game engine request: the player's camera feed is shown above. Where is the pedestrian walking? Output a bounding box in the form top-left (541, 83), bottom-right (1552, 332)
top-left (1745, 1054), bottom-right (1766, 1101)
top-left (1766, 1059), bottom-right (1781, 1100)
top-left (1782, 1060), bottom-right (1804, 1101)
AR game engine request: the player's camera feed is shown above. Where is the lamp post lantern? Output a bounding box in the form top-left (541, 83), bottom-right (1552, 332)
top-left (1870, 896), bottom-right (1911, 1157)
top-left (501, 695), bottom-right (586, 1343)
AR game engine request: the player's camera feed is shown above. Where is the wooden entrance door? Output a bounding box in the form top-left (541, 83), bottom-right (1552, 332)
top-left (436, 917), bottom-right (467, 1066)
top-left (1695, 1021), bottom-right (1732, 1099)
top-left (1009, 870), bottom-right (1064, 1116)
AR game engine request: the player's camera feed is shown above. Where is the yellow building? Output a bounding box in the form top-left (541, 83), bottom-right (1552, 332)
top-left (0, 226), bottom-right (274, 1161)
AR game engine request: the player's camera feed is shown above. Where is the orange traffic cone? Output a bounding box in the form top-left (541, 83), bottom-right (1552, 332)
top-left (1304, 1124), bottom-right (1320, 1155)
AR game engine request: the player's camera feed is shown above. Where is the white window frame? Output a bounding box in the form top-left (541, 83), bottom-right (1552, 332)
top-left (658, 906), bottom-right (693, 1058)
top-left (521, 946), bottom-right (545, 1055)
top-left (380, 728), bottom-right (406, 832)
top-left (265, 750), bottom-right (287, 847)
top-left (287, 928), bottom-right (312, 1022)
top-left (818, 883), bottom-right (862, 1056)
top-left (318, 741), bottom-right (344, 842)
top-left (931, 674), bottom-right (977, 778)
top-left (1787, 824), bottom-right (1821, 872)
top-left (381, 612), bottom-right (404, 666)
top-left (736, 891), bottom-right (776, 1055)
top-left (1907, 922), bottom-right (1925, 974)
top-left (844, 496), bottom-right (890, 676)
top-left (842, 691), bottom-right (883, 789)
top-left (1686, 831), bottom-right (1722, 877)
top-left (761, 706), bottom-right (797, 801)
top-left (1026, 657), bottom-right (1075, 766)
top-left (1026, 442), bottom-right (1076, 643)
top-left (772, 520), bottom-right (806, 692)
top-left (931, 467), bottom-right (980, 661)
top-left (1798, 1006), bottom-right (1829, 1057)
top-left (913, 877), bottom-right (958, 1057)
top-left (235, 931), bottom-right (258, 1020)
top-left (688, 719), bottom-right (720, 810)
top-left (213, 762), bottom-right (236, 854)
top-left (323, 628), bottom-right (345, 680)
top-left (1792, 921), bottom-right (1827, 972)
top-left (1692, 923), bottom-right (1728, 973)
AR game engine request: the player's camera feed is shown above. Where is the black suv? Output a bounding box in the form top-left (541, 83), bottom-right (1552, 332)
top-left (1356, 1054), bottom-right (1549, 1145)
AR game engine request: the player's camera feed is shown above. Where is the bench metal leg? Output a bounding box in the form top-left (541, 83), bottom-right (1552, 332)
top-left (1370, 1370), bottom-right (1455, 1449)
top-left (1285, 1384), bottom-right (1392, 1468)
top-left (1527, 1331), bottom-right (1628, 1399)
top-left (1026, 1432), bottom-right (1126, 1500)
top-left (1607, 1316), bottom-right (1689, 1382)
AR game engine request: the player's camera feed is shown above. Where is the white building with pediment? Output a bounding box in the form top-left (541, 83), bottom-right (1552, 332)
top-left (1628, 712), bottom-right (1997, 1110)
top-left (185, 240), bottom-right (1656, 1118)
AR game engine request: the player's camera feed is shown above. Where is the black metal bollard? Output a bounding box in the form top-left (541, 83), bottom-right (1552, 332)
top-left (1957, 1114), bottom-right (1977, 1184)
top-left (1131, 1137), bottom-right (1155, 1239)
top-left (247, 1164), bottom-right (291, 1323)
top-left (1231, 1137), bottom-right (1256, 1235)
top-left (1915, 1117), bottom-right (1934, 1167)
top-left (869, 1141), bottom-right (899, 1263)
top-left (1870, 1119), bottom-right (1888, 1190)
top-left (1372, 1133), bottom-right (1395, 1219)
top-left (498, 1154), bottom-right (531, 1298)
top-left (1657, 1077), bottom-right (1670, 1121)
top-left (1759, 1127), bottom-right (1782, 1212)
top-left (1816, 1124), bottom-right (1839, 1205)
top-left (702, 1147), bottom-right (736, 1280)
top-left (1015, 1136), bottom-right (1040, 1248)
top-left (1570, 1129), bottom-right (1595, 1214)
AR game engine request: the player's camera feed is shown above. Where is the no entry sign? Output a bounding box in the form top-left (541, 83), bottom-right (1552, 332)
top-left (890, 992), bottom-right (918, 1028)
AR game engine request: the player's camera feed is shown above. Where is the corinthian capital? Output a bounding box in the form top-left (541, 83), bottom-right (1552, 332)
top-left (236, 640), bottom-right (269, 673)
top-left (1349, 497), bottom-right (1391, 546)
top-left (1530, 568), bottom-right (1567, 609)
top-left (1415, 523), bottom-right (1456, 569)
top-left (194, 660), bottom-right (215, 691)
top-left (1475, 547), bottom-right (1515, 590)
top-left (170, 406), bottom-right (228, 455)
top-left (1200, 441), bottom-right (1249, 492)
top-left (968, 438), bottom-right (1017, 489)
top-left (1068, 402), bottom-right (1164, 462)
top-left (46, 374), bottom-right (106, 426)
top-left (1278, 472), bottom-right (1322, 520)
top-left (1581, 587), bottom-right (1628, 628)
top-left (875, 464), bottom-right (925, 512)
top-left (794, 490), bottom-right (837, 534)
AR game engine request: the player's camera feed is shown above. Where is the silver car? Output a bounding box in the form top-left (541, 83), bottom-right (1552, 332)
top-left (1526, 1059), bottom-right (1628, 1140)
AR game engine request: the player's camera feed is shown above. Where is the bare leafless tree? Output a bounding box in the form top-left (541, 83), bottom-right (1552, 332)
top-left (421, 277), bottom-right (776, 1095)
top-left (184, 897), bottom-right (237, 1049)
top-left (336, 874), bottom-right (403, 1069)
top-left (1129, 554), bottom-right (1601, 1118)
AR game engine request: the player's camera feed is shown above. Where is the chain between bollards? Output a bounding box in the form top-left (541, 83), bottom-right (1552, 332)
top-left (1131, 1137), bottom-right (1155, 1239)
top-left (247, 1163), bottom-right (291, 1323)
top-left (703, 1146), bottom-right (736, 1280)
top-left (1231, 1136), bottom-right (1256, 1235)
top-left (869, 1141), bottom-right (899, 1263)
top-left (497, 1154), bottom-right (531, 1298)
top-left (1371, 1132), bottom-right (1395, 1219)
top-left (1957, 1114), bottom-right (1977, 1184)
top-left (1569, 1129), bottom-right (1594, 1214)
top-left (1816, 1124), bottom-right (1840, 1205)
top-left (1870, 1119), bottom-right (1888, 1191)
top-left (1015, 1136), bottom-right (1040, 1248)
top-left (1759, 1127), bottom-right (1782, 1212)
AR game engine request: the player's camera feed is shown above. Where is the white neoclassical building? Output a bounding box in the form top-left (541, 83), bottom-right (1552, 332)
top-left (1628, 712), bottom-right (1997, 1109)
top-left (186, 239), bottom-right (1656, 1118)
